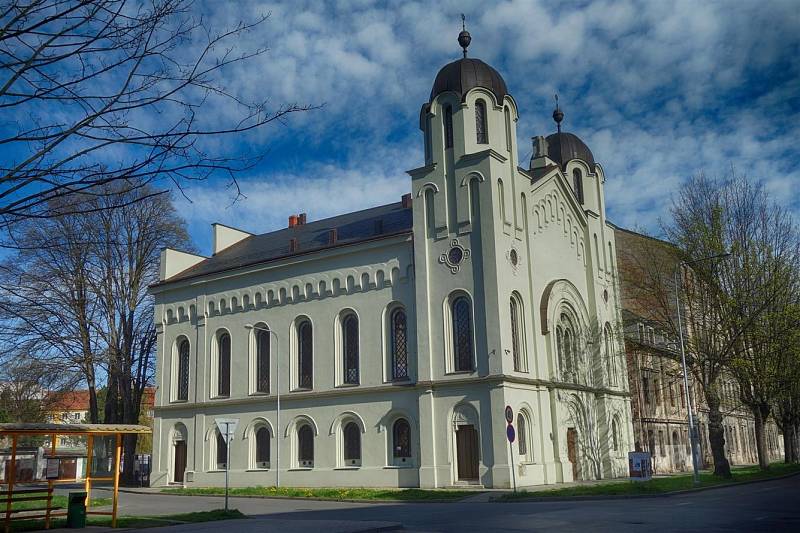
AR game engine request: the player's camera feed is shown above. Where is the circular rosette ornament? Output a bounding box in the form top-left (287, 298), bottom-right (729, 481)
top-left (438, 239), bottom-right (471, 274)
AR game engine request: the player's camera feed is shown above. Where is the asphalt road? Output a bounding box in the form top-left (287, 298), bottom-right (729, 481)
top-left (95, 474), bottom-right (799, 532)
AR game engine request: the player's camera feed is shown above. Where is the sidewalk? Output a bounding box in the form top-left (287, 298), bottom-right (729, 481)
top-left (35, 518), bottom-right (403, 533)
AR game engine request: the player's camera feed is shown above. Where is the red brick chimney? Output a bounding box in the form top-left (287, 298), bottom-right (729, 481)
top-left (328, 228), bottom-right (338, 244)
top-left (298, 213), bottom-right (307, 225)
top-left (288, 215), bottom-right (298, 228)
top-left (401, 193), bottom-right (412, 208)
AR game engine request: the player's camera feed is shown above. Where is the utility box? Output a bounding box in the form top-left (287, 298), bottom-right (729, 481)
top-left (66, 491), bottom-right (87, 528)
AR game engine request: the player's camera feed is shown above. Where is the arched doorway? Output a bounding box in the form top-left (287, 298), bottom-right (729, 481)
top-left (172, 424), bottom-right (187, 483)
top-left (452, 404), bottom-right (480, 483)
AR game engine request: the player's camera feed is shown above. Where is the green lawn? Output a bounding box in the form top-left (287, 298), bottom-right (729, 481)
top-left (500, 462), bottom-right (800, 500)
top-left (163, 486), bottom-right (478, 501)
top-left (9, 508), bottom-right (245, 532)
top-left (9, 493), bottom-right (111, 511)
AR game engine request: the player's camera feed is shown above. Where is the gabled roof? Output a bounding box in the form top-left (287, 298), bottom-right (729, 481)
top-left (157, 201), bottom-right (413, 285)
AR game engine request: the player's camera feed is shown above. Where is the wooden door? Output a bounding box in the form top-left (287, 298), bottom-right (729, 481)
top-left (456, 425), bottom-right (479, 481)
top-left (174, 441), bottom-right (187, 483)
top-left (567, 427), bottom-right (579, 480)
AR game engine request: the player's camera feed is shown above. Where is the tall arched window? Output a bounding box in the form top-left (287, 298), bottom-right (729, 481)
top-left (176, 338), bottom-right (190, 401)
top-left (297, 320), bottom-right (313, 389)
top-left (612, 417), bottom-right (620, 452)
top-left (572, 169), bottom-right (584, 204)
top-left (510, 294), bottom-right (525, 372)
top-left (424, 188), bottom-right (436, 238)
top-left (256, 329), bottom-right (270, 393)
top-left (604, 324), bottom-right (615, 386)
top-left (557, 313), bottom-right (576, 379)
top-left (451, 295), bottom-right (474, 372)
top-left (424, 115), bottom-right (432, 163)
top-left (444, 105), bottom-right (454, 149)
top-left (255, 426), bottom-right (270, 468)
top-left (392, 418), bottom-right (412, 464)
top-left (343, 422), bottom-right (361, 466)
top-left (342, 313), bottom-right (359, 384)
top-left (298, 424), bottom-right (314, 467)
top-left (504, 106), bottom-right (512, 151)
top-left (215, 429), bottom-right (227, 470)
top-left (469, 178), bottom-right (480, 222)
top-left (475, 99), bottom-right (488, 144)
top-left (390, 308), bottom-right (409, 380)
top-left (498, 179), bottom-right (506, 222)
top-left (217, 333), bottom-right (231, 397)
top-left (517, 413), bottom-right (528, 458)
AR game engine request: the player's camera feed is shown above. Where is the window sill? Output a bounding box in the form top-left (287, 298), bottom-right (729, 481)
top-left (170, 399), bottom-right (188, 404)
top-left (207, 469), bottom-right (227, 473)
top-left (334, 466), bottom-right (361, 470)
top-left (446, 370), bottom-right (475, 376)
top-left (288, 467), bottom-right (313, 471)
top-left (245, 468), bottom-right (270, 472)
top-left (383, 464), bottom-right (415, 470)
top-left (389, 377), bottom-right (412, 384)
top-left (249, 392), bottom-right (270, 397)
top-left (335, 383), bottom-right (360, 388)
top-left (291, 388), bottom-right (313, 393)
top-left (210, 396), bottom-right (230, 400)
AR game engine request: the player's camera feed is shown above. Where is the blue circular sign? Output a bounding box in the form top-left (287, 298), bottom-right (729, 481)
top-left (506, 424), bottom-right (515, 443)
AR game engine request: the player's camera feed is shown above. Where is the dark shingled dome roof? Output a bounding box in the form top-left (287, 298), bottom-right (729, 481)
top-left (430, 58), bottom-right (508, 103)
top-left (545, 132), bottom-right (595, 169)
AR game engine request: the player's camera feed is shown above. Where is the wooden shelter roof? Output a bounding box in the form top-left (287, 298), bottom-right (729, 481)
top-left (0, 423), bottom-right (151, 435)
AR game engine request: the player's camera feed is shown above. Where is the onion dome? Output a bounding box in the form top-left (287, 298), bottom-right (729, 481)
top-left (545, 132), bottom-right (596, 169)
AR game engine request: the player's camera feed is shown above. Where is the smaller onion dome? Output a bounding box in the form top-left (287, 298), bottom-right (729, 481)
top-left (430, 58), bottom-right (508, 104)
top-left (545, 132), bottom-right (596, 170)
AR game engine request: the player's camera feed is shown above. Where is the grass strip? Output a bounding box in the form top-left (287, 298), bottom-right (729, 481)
top-left (9, 493), bottom-right (111, 511)
top-left (500, 461), bottom-right (800, 500)
top-left (9, 508), bottom-right (245, 531)
top-left (163, 486), bottom-right (477, 501)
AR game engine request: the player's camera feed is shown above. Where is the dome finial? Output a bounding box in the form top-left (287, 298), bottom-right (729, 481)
top-left (458, 14), bottom-right (471, 58)
top-left (553, 93), bottom-right (564, 133)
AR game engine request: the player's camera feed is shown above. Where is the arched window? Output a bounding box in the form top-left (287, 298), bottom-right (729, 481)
top-left (612, 417), bottom-right (620, 452)
top-left (217, 333), bottom-right (231, 397)
top-left (215, 429), bottom-right (227, 470)
top-left (444, 105), bottom-right (454, 149)
top-left (342, 313), bottom-right (359, 384)
top-left (504, 106), bottom-right (512, 151)
top-left (297, 320), bottom-right (313, 389)
top-left (557, 313), bottom-right (576, 379)
top-left (392, 418), bottom-right (412, 464)
top-left (517, 413), bottom-right (528, 458)
top-left (572, 169), bottom-right (584, 204)
top-left (510, 294), bottom-right (525, 372)
top-left (424, 115), bottom-right (432, 163)
top-left (498, 179), bottom-right (506, 222)
top-left (424, 188), bottom-right (436, 238)
top-left (475, 99), bottom-right (488, 144)
top-left (255, 426), bottom-right (270, 468)
top-left (451, 295), bottom-right (474, 372)
top-left (604, 324), bottom-right (615, 386)
top-left (469, 178), bottom-right (480, 222)
top-left (390, 308), bottom-right (409, 380)
top-left (176, 338), bottom-right (189, 401)
top-left (298, 424), bottom-right (314, 467)
top-left (343, 422), bottom-right (361, 466)
top-left (256, 329), bottom-right (270, 393)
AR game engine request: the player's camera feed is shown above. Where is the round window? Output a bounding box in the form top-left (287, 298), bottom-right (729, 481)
top-left (510, 249), bottom-right (518, 266)
top-left (448, 246), bottom-right (464, 265)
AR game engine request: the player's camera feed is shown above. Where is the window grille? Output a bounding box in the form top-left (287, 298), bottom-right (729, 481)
top-left (510, 297), bottom-right (522, 371)
top-left (218, 333), bottom-right (231, 397)
top-left (256, 330), bottom-right (270, 393)
top-left (452, 296), bottom-right (474, 371)
top-left (572, 169), bottom-right (584, 204)
top-left (298, 321), bottom-right (313, 389)
top-left (255, 427), bottom-right (270, 468)
top-left (343, 314), bottom-right (359, 384)
top-left (298, 425), bottom-right (314, 467)
top-left (475, 100), bottom-right (488, 144)
top-left (444, 105), bottom-right (454, 148)
top-left (393, 419), bottom-right (411, 460)
top-left (343, 422), bottom-right (361, 465)
top-left (391, 309), bottom-right (408, 379)
top-left (177, 339), bottom-right (189, 401)
top-left (517, 413), bottom-right (527, 457)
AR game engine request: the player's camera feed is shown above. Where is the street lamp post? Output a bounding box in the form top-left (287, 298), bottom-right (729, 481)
top-left (674, 252), bottom-right (730, 485)
top-left (246, 324), bottom-right (280, 487)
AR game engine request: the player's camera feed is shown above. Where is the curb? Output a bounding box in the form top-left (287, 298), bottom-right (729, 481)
top-left (492, 469), bottom-right (800, 503)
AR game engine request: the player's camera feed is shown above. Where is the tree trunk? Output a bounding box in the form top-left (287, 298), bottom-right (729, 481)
top-left (752, 404), bottom-right (770, 470)
top-left (121, 434), bottom-right (139, 485)
top-left (783, 422), bottom-right (794, 464)
top-left (706, 394), bottom-right (732, 478)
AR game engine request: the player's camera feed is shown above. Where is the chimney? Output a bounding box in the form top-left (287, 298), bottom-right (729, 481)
top-left (401, 193), bottom-right (412, 209)
top-left (530, 136), bottom-right (549, 169)
top-left (374, 219), bottom-right (384, 235)
top-left (288, 215), bottom-right (298, 228)
top-left (298, 212), bottom-right (307, 225)
top-left (289, 237), bottom-right (299, 252)
top-left (328, 228), bottom-right (338, 245)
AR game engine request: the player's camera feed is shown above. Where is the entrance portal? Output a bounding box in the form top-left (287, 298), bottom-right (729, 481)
top-left (455, 425), bottom-right (479, 481)
top-left (567, 427), bottom-right (579, 480)
top-left (173, 441), bottom-right (186, 483)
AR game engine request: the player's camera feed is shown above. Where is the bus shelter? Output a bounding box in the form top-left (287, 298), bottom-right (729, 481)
top-left (1, 423), bottom-right (151, 531)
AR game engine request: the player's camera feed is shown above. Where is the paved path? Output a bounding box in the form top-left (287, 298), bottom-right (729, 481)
top-left (78, 474), bottom-right (799, 532)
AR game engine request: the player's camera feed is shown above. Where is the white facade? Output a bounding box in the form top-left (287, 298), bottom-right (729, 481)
top-left (150, 46), bottom-right (634, 489)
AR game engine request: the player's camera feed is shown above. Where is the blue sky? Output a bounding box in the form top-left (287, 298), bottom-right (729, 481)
top-left (176, 0), bottom-right (800, 255)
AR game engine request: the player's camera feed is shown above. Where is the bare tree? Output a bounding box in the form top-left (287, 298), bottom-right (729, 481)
top-left (1, 0), bottom-right (312, 229)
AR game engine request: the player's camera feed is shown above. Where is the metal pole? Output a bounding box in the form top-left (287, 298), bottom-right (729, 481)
top-left (675, 265), bottom-right (700, 484)
top-left (508, 439), bottom-right (517, 493)
top-left (275, 331), bottom-right (280, 489)
top-left (225, 422), bottom-right (230, 512)
top-left (85, 434), bottom-right (93, 511)
top-left (112, 434), bottom-right (122, 527)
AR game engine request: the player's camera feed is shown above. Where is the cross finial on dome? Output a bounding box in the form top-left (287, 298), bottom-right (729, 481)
top-left (553, 94), bottom-right (564, 133)
top-left (458, 14), bottom-right (471, 58)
